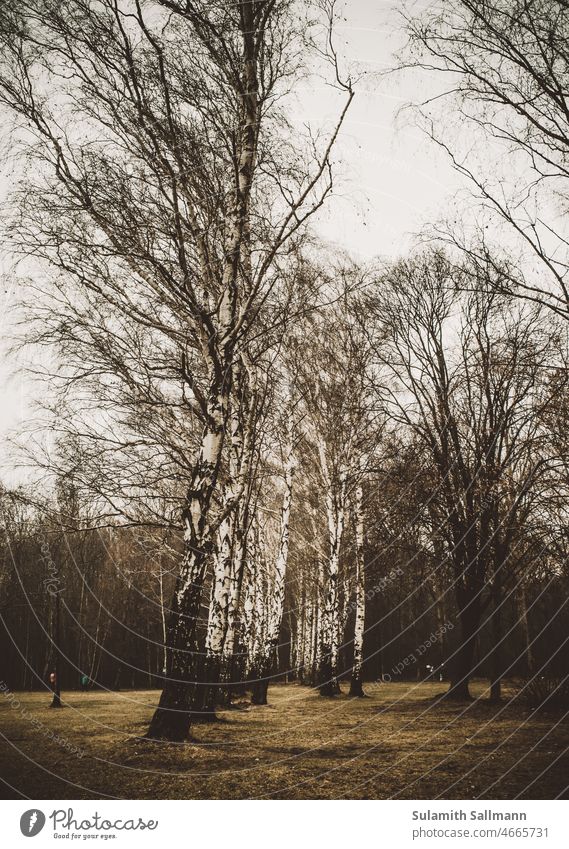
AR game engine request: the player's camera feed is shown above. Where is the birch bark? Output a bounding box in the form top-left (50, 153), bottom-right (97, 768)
top-left (147, 4), bottom-right (261, 738)
top-left (318, 442), bottom-right (346, 696)
top-left (252, 440), bottom-right (295, 704)
top-left (147, 387), bottom-right (230, 739)
top-left (349, 482), bottom-right (366, 696)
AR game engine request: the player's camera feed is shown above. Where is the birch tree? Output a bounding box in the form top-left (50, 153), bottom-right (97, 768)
top-left (349, 477), bottom-right (365, 696)
top-left (0, 0), bottom-right (353, 740)
top-left (194, 358), bottom-right (261, 718)
top-left (292, 268), bottom-right (377, 695)
top-left (246, 408), bottom-right (297, 704)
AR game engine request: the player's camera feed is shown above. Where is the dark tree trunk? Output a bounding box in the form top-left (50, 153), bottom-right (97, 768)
top-left (146, 547), bottom-right (208, 741)
top-left (191, 654), bottom-right (222, 723)
top-left (349, 674), bottom-right (365, 697)
top-left (517, 583), bottom-right (533, 677)
top-left (251, 677), bottom-right (270, 705)
top-left (318, 646), bottom-right (341, 697)
top-left (489, 570), bottom-right (503, 701)
top-left (446, 601), bottom-right (479, 701)
top-left (222, 624), bottom-right (246, 706)
top-left (251, 651), bottom-right (274, 706)
top-left (146, 388), bottom-right (230, 740)
top-left (50, 592), bottom-right (62, 709)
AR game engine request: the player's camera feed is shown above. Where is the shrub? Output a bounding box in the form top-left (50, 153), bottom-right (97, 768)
top-left (520, 676), bottom-right (569, 711)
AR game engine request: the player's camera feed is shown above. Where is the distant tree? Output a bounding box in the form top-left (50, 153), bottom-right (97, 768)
top-left (406, 0), bottom-right (569, 320)
top-left (366, 250), bottom-right (562, 699)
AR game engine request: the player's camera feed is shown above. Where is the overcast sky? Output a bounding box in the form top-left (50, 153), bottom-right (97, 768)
top-left (284, 0), bottom-right (465, 262)
top-left (0, 0), bottom-right (464, 474)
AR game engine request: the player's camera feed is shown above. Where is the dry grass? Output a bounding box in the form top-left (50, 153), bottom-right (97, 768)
top-left (1, 681), bottom-right (568, 799)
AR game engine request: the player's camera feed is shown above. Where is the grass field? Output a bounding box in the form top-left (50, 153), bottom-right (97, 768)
top-left (1, 681), bottom-right (568, 800)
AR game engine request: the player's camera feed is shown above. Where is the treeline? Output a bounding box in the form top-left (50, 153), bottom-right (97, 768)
top-left (1, 392), bottom-right (568, 700)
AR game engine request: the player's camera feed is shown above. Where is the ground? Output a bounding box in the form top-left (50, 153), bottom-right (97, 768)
top-left (0, 681), bottom-right (567, 800)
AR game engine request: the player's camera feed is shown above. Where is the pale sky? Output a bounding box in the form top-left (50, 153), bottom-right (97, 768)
top-left (0, 0), bottom-right (464, 474)
top-left (308, 1), bottom-right (462, 260)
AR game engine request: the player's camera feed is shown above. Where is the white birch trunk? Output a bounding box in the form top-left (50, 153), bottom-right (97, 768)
top-left (335, 568), bottom-right (350, 678)
top-left (349, 481), bottom-right (366, 696)
top-left (266, 445), bottom-right (295, 649)
top-left (148, 4), bottom-right (261, 741)
top-left (220, 359), bottom-right (258, 673)
top-left (221, 519), bottom-right (246, 663)
top-left (147, 385), bottom-right (230, 739)
top-left (249, 434), bottom-right (297, 704)
top-left (296, 573), bottom-right (308, 681)
top-left (242, 554), bottom-right (257, 677)
top-left (312, 597), bottom-right (320, 684)
top-left (317, 440), bottom-right (347, 695)
top-left (252, 535), bottom-right (268, 667)
top-left (204, 398), bottom-right (243, 667)
top-left (158, 564), bottom-right (168, 676)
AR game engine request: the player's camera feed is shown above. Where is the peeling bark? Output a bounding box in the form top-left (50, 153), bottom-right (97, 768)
top-left (318, 450), bottom-right (346, 696)
top-left (147, 16), bottom-right (262, 735)
top-left (349, 482), bottom-right (366, 697)
top-left (254, 441), bottom-right (295, 703)
top-left (147, 391), bottom-right (228, 740)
